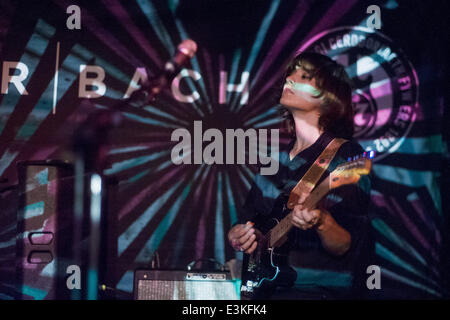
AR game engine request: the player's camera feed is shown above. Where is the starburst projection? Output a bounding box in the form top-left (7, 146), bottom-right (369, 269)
top-left (0, 0), bottom-right (447, 299)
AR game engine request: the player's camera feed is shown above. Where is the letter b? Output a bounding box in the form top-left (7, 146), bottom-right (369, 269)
top-left (79, 65), bottom-right (106, 98)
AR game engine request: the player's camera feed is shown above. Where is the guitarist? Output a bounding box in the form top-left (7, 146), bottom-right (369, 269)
top-left (228, 52), bottom-right (372, 299)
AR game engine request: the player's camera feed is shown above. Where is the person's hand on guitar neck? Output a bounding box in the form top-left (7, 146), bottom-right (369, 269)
top-left (290, 192), bottom-right (326, 230)
top-left (228, 221), bottom-right (262, 254)
top-left (291, 192), bottom-right (351, 256)
top-left (291, 205), bottom-right (325, 230)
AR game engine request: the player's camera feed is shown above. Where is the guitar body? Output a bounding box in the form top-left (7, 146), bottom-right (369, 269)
top-left (240, 241), bottom-right (297, 300)
top-left (240, 196), bottom-right (297, 300)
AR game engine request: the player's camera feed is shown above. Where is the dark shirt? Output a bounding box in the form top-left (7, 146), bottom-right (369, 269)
top-left (238, 131), bottom-right (372, 299)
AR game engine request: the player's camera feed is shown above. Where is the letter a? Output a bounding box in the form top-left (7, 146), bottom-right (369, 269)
top-left (66, 265), bottom-right (81, 290)
top-left (366, 265), bottom-right (381, 290)
top-left (123, 67), bottom-right (148, 99)
top-left (366, 5), bottom-right (381, 30)
top-left (66, 5), bottom-right (81, 30)
top-left (171, 128), bottom-right (192, 164)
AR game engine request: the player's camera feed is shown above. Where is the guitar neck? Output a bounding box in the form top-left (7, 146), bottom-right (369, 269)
top-left (268, 178), bottom-right (330, 248)
top-left (265, 155), bottom-right (372, 248)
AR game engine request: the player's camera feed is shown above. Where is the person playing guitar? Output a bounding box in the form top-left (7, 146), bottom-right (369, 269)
top-left (228, 52), bottom-right (373, 300)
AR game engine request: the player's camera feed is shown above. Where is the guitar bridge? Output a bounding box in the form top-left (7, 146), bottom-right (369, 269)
top-left (241, 280), bottom-right (259, 292)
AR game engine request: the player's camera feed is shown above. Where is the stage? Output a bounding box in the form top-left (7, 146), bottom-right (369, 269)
top-left (0, 0), bottom-right (448, 301)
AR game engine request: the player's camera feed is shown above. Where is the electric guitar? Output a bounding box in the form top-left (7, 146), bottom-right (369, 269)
top-left (240, 153), bottom-right (373, 300)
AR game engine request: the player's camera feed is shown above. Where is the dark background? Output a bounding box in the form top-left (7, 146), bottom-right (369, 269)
top-left (0, 0), bottom-right (448, 299)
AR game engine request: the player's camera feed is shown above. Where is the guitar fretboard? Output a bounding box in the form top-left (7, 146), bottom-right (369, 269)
top-left (268, 213), bottom-right (293, 247)
top-left (267, 179), bottom-right (329, 248)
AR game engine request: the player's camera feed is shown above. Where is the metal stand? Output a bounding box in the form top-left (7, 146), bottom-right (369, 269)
top-left (70, 77), bottom-right (162, 299)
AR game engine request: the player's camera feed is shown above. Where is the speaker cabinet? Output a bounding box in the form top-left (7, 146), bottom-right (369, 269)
top-left (16, 160), bottom-right (75, 300)
top-left (133, 270), bottom-right (240, 300)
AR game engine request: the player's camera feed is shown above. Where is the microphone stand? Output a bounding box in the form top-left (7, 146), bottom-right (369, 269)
top-left (70, 36), bottom-right (197, 298)
top-left (71, 76), bottom-right (160, 300)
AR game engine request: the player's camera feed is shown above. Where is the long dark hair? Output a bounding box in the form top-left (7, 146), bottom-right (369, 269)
top-left (278, 51), bottom-right (355, 140)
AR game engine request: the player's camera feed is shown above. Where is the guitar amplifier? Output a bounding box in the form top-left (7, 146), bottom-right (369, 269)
top-left (133, 270), bottom-right (240, 300)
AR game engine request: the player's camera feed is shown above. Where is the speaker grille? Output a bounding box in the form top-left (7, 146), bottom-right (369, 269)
top-left (134, 270), bottom-right (239, 300)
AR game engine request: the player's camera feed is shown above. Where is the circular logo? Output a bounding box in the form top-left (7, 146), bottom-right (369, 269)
top-left (299, 26), bottom-right (419, 161)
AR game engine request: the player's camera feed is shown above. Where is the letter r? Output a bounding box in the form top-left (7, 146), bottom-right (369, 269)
top-left (1, 61), bottom-right (29, 95)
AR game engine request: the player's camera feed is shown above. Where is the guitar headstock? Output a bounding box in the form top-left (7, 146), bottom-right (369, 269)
top-left (329, 151), bottom-right (374, 189)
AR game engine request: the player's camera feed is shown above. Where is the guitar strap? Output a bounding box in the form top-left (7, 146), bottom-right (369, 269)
top-left (286, 137), bottom-right (348, 209)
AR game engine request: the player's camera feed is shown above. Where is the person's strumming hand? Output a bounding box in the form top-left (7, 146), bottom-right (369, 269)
top-left (227, 221), bottom-right (262, 254)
